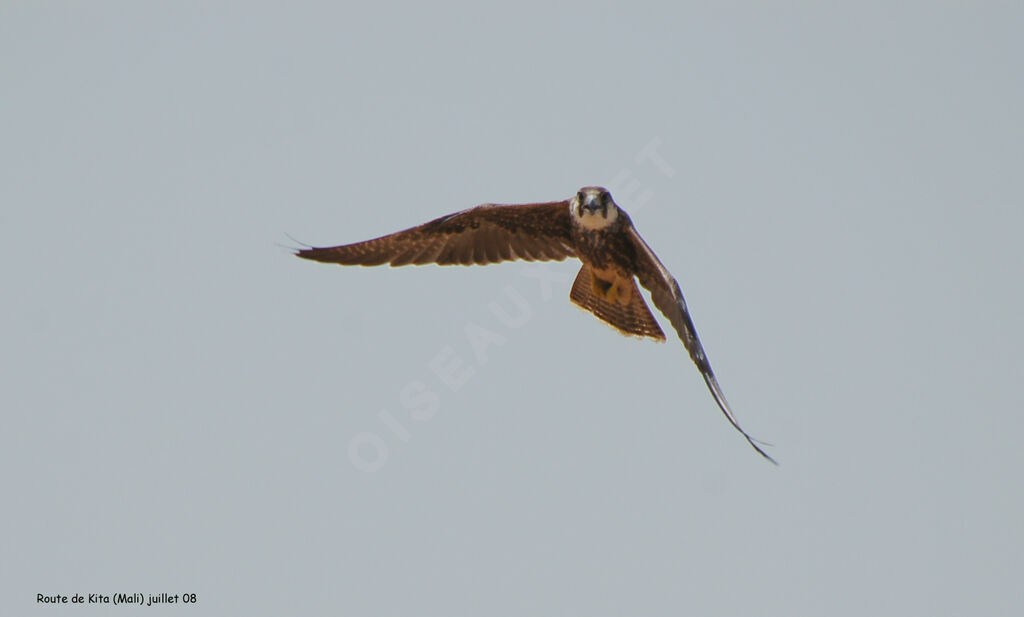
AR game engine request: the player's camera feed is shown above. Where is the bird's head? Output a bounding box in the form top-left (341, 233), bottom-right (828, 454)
top-left (570, 186), bottom-right (619, 230)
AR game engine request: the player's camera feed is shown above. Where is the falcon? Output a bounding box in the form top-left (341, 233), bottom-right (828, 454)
top-left (296, 187), bottom-right (775, 463)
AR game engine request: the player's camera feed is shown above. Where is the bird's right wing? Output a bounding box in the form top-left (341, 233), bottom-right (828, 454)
top-left (295, 201), bottom-right (576, 266)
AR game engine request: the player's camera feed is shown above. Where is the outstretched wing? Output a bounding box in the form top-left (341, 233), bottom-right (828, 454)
top-left (627, 226), bottom-right (777, 464)
top-left (295, 201), bottom-right (576, 266)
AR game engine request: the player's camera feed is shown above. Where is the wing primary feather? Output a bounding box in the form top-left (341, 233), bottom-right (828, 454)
top-left (496, 229), bottom-right (514, 261)
top-left (412, 236), bottom-right (445, 264)
top-left (472, 228), bottom-right (488, 264)
top-left (700, 366), bottom-right (778, 465)
top-left (389, 241), bottom-right (427, 266)
top-left (488, 224), bottom-right (501, 263)
top-left (506, 235), bottom-right (525, 261)
top-left (282, 232), bottom-right (314, 249)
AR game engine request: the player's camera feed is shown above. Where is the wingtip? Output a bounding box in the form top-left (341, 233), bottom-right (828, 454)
top-left (752, 442), bottom-right (779, 466)
top-left (292, 246), bottom-right (333, 263)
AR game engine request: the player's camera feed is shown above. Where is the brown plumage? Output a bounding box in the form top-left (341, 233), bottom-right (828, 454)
top-left (569, 264), bottom-right (665, 340)
top-left (295, 202), bottom-right (575, 266)
top-left (295, 187), bottom-right (775, 463)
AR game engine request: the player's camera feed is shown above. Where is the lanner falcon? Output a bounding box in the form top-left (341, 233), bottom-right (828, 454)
top-left (296, 187), bottom-right (775, 463)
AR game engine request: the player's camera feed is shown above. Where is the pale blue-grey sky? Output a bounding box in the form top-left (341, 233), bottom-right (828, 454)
top-left (3, 2), bottom-right (1023, 615)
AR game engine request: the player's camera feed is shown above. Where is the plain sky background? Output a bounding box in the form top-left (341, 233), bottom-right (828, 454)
top-left (3, 2), bottom-right (1023, 615)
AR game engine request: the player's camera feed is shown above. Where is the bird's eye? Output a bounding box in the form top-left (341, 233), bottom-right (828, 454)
top-left (602, 192), bottom-right (612, 206)
top-left (576, 191), bottom-right (585, 203)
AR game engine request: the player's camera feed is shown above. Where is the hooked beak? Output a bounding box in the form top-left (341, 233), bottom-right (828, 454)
top-left (581, 198), bottom-right (603, 214)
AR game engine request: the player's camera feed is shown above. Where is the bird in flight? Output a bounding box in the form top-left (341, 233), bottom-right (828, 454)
top-left (296, 187), bottom-right (775, 463)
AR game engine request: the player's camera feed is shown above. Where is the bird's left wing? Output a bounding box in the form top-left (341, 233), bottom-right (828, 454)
top-left (628, 226), bottom-right (777, 464)
top-left (295, 201), bottom-right (575, 267)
